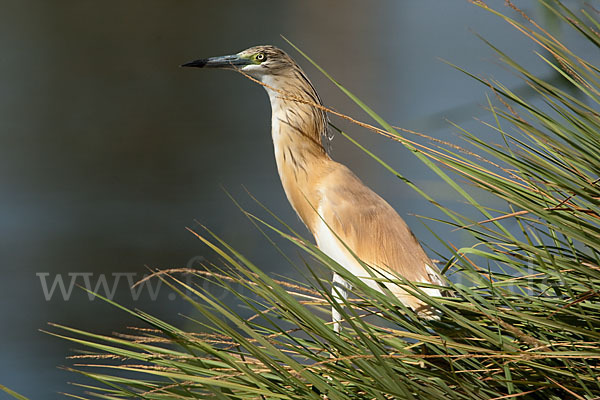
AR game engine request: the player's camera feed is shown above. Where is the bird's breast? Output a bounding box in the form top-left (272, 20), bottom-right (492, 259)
top-left (270, 115), bottom-right (329, 232)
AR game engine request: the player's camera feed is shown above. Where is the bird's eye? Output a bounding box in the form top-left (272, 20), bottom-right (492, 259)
top-left (256, 53), bottom-right (266, 62)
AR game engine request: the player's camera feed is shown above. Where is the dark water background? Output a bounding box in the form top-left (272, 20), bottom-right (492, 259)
top-left (1, 1), bottom-right (593, 397)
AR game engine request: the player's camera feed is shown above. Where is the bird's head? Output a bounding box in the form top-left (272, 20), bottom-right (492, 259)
top-left (182, 45), bottom-right (296, 81)
top-left (183, 44), bottom-right (328, 151)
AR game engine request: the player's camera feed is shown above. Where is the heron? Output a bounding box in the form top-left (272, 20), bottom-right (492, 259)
top-left (183, 45), bottom-right (446, 332)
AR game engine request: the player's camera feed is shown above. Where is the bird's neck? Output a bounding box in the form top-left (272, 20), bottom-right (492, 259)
top-left (263, 74), bottom-right (327, 154)
top-left (262, 74), bottom-right (329, 229)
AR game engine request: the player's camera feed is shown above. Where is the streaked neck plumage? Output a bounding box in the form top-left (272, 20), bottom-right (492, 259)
top-left (259, 70), bottom-right (330, 229)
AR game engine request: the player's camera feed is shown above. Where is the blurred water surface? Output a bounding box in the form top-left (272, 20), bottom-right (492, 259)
top-left (0, 1), bottom-right (591, 397)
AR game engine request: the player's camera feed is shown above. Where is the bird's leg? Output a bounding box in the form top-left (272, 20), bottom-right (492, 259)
top-left (331, 272), bottom-right (351, 333)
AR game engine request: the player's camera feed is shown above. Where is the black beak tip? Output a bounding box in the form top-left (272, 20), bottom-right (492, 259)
top-left (181, 59), bottom-right (208, 68)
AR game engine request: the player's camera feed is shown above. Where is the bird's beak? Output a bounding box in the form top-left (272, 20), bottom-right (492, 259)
top-left (181, 54), bottom-right (250, 69)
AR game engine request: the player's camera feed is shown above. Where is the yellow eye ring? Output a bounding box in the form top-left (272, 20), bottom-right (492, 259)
top-left (256, 53), bottom-right (265, 61)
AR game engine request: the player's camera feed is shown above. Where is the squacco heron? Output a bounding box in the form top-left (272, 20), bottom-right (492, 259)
top-left (183, 45), bottom-right (446, 332)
